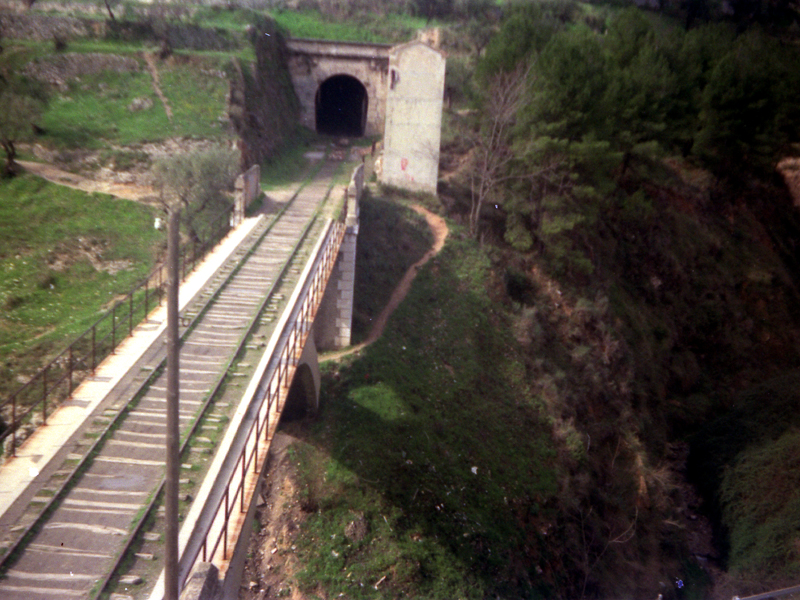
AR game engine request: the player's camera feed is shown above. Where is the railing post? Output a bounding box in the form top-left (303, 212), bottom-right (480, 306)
top-left (68, 345), bottom-right (74, 398)
top-left (12, 396), bottom-right (16, 457)
top-left (129, 292), bottom-right (134, 335)
top-left (92, 325), bottom-right (97, 373)
top-left (254, 414), bottom-right (259, 473)
top-left (264, 394), bottom-right (272, 443)
top-left (42, 366), bottom-right (48, 425)
top-left (223, 489), bottom-right (229, 560)
top-left (111, 304), bottom-right (117, 354)
top-left (145, 278), bottom-right (149, 319)
top-left (240, 453), bottom-right (246, 513)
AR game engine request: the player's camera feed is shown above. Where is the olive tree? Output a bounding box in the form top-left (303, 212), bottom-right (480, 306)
top-left (152, 146), bottom-right (239, 245)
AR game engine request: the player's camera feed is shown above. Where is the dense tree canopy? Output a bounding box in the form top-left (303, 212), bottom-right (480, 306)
top-left (460, 6), bottom-right (800, 593)
top-left (471, 5), bottom-right (800, 273)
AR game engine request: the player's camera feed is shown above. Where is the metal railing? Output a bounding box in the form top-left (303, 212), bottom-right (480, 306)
top-left (0, 206), bottom-right (233, 457)
top-left (186, 215), bottom-right (346, 580)
top-left (734, 584), bottom-right (800, 600)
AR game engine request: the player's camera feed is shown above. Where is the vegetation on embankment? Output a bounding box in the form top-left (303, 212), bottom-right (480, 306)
top-left (284, 192), bottom-right (560, 600)
top-left (0, 174), bottom-right (163, 399)
top-left (279, 186), bottom-right (708, 599)
top-left (0, 9), bottom-right (300, 401)
top-left (350, 192), bottom-right (435, 342)
top-left (279, 168), bottom-right (800, 599)
top-left (448, 5), bottom-right (800, 595)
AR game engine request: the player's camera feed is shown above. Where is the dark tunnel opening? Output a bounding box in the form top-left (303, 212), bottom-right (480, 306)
top-left (315, 75), bottom-right (368, 137)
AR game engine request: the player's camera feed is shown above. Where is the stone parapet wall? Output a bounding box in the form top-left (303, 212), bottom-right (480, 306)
top-left (0, 12), bottom-right (92, 40)
top-left (179, 563), bottom-right (222, 600)
top-left (0, 10), bottom-right (241, 50)
top-left (345, 162), bottom-right (363, 228)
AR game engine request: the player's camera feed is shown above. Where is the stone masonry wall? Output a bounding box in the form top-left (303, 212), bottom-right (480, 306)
top-left (0, 10), bottom-right (242, 51)
top-left (314, 163), bottom-right (362, 350)
top-left (228, 16), bottom-right (299, 168)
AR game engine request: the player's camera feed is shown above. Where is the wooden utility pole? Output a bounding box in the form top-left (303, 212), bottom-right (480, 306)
top-left (165, 206), bottom-right (181, 600)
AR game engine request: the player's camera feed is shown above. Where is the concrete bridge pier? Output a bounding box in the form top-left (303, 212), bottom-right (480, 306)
top-left (314, 167), bottom-right (362, 351)
top-left (314, 228), bottom-right (357, 350)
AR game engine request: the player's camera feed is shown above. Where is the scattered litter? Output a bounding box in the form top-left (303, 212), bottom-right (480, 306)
top-left (471, 466), bottom-right (478, 475)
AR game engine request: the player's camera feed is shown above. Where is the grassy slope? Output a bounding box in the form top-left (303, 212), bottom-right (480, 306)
top-left (38, 55), bottom-right (232, 148)
top-left (0, 38), bottom-right (231, 399)
top-left (285, 191), bottom-right (559, 600)
top-left (0, 174), bottom-right (163, 394)
top-left (350, 192), bottom-right (435, 341)
top-left (270, 9), bottom-right (434, 43)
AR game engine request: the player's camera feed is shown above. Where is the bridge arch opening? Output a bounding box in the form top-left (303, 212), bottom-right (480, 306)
top-left (315, 75), bottom-right (368, 137)
top-left (282, 363), bottom-right (318, 421)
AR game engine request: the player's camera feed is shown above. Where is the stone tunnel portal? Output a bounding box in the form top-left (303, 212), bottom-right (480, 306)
top-left (315, 74), bottom-right (368, 137)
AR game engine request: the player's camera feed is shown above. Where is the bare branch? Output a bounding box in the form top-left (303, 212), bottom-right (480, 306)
top-left (469, 62), bottom-right (534, 237)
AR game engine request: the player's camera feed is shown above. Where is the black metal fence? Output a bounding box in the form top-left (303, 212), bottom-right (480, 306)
top-left (0, 206), bottom-right (233, 457)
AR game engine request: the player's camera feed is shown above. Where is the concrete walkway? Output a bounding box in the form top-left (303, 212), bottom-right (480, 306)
top-left (0, 213), bottom-right (263, 525)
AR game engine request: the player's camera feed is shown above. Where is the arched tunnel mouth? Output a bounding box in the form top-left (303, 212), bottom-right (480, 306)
top-left (315, 74), bottom-right (368, 137)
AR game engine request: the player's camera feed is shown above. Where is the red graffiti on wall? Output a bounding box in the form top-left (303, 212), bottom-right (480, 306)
top-left (401, 157), bottom-right (408, 171)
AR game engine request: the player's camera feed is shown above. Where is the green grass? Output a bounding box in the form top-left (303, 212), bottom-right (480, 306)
top-left (158, 59), bottom-right (233, 140)
top-left (259, 130), bottom-right (318, 190)
top-left (287, 190), bottom-right (558, 599)
top-left (0, 173), bottom-right (163, 394)
top-left (56, 38), bottom-right (149, 55)
top-left (41, 67), bottom-right (166, 148)
top-left (3, 46), bottom-right (234, 148)
top-left (191, 5), bottom-right (261, 32)
top-left (270, 9), bottom-right (435, 44)
top-left (351, 191), bottom-right (432, 341)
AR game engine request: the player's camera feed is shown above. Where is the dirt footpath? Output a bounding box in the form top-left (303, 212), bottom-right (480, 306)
top-left (18, 160), bottom-right (157, 203)
top-left (323, 202), bottom-right (449, 363)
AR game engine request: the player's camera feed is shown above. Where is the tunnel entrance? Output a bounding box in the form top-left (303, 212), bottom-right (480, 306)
top-left (315, 75), bottom-right (368, 137)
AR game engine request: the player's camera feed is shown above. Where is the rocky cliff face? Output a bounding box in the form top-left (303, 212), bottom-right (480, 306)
top-left (228, 17), bottom-right (300, 169)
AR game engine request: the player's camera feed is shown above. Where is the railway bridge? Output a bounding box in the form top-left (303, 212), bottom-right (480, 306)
top-left (0, 153), bottom-right (363, 600)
